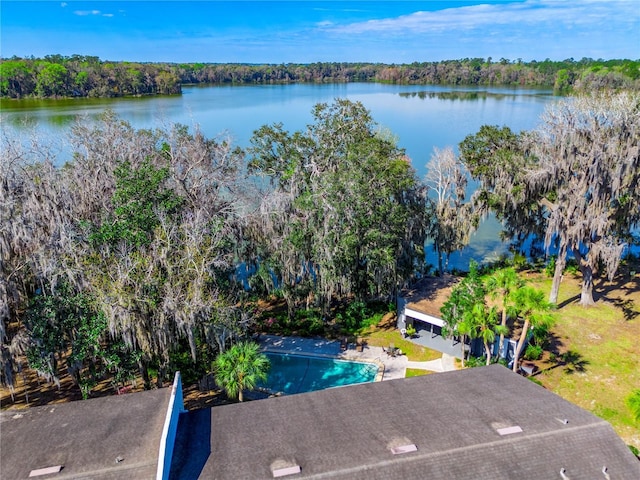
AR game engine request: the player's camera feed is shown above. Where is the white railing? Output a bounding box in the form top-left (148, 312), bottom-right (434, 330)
top-left (156, 371), bottom-right (185, 480)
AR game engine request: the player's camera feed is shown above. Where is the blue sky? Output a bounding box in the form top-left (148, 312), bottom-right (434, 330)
top-left (1, 1), bottom-right (638, 63)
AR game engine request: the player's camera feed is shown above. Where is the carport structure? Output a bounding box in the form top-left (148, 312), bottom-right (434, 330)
top-left (397, 275), bottom-right (465, 358)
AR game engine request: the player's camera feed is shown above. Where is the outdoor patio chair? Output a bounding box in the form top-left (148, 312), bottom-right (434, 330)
top-left (340, 337), bottom-right (348, 351)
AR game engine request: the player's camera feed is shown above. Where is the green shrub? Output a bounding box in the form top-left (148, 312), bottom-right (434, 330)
top-left (565, 258), bottom-right (579, 275)
top-left (333, 300), bottom-right (393, 335)
top-left (626, 389), bottom-right (640, 423)
top-left (360, 312), bottom-right (383, 331)
top-left (532, 323), bottom-right (551, 349)
top-left (545, 255), bottom-right (557, 277)
top-left (298, 315), bottom-right (325, 336)
top-left (336, 301), bottom-right (370, 333)
top-left (465, 355), bottom-right (486, 368)
top-left (169, 348), bottom-right (209, 385)
top-left (405, 324), bottom-right (417, 337)
top-left (257, 313), bottom-right (285, 334)
top-left (512, 252), bottom-right (529, 269)
top-left (524, 344), bottom-right (543, 361)
top-left (290, 309), bottom-right (326, 336)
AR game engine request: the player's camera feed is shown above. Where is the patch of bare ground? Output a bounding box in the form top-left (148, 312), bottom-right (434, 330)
top-left (0, 362), bottom-right (232, 411)
top-left (182, 384), bottom-right (231, 409)
top-left (0, 364), bottom-right (147, 409)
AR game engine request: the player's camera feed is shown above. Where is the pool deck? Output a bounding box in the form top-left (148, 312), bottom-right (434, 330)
top-left (258, 334), bottom-right (457, 381)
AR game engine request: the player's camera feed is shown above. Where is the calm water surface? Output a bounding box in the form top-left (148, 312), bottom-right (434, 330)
top-left (1, 83), bottom-right (559, 270)
top-left (259, 352), bottom-right (378, 395)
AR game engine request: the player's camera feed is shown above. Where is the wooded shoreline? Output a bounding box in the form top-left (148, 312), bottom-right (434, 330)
top-left (1, 55), bottom-right (639, 99)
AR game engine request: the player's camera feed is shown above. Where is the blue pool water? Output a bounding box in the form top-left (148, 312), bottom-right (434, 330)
top-left (259, 352), bottom-right (379, 395)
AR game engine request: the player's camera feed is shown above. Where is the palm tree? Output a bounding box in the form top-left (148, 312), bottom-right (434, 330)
top-left (461, 302), bottom-right (507, 366)
top-left (511, 286), bottom-right (554, 373)
top-left (213, 341), bottom-right (270, 402)
top-left (486, 267), bottom-right (523, 360)
top-left (456, 312), bottom-right (476, 368)
top-left (477, 306), bottom-right (508, 366)
top-left (441, 260), bottom-right (485, 367)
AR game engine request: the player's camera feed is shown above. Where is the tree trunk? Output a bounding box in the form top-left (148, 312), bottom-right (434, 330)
top-left (139, 359), bottom-right (151, 390)
top-left (579, 264), bottom-right (596, 306)
top-left (460, 334), bottom-right (466, 368)
top-left (285, 292), bottom-right (295, 321)
top-left (21, 366), bottom-right (30, 405)
top-left (512, 319), bottom-right (530, 373)
top-left (572, 247), bottom-right (595, 306)
top-left (68, 366), bottom-right (81, 390)
top-left (238, 372), bottom-right (244, 402)
top-left (549, 244), bottom-right (567, 304)
top-left (498, 309), bottom-right (507, 359)
top-left (484, 340), bottom-right (492, 366)
top-left (156, 364), bottom-right (165, 388)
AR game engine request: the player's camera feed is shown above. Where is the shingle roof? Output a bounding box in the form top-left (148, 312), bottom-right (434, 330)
top-left (401, 275), bottom-right (459, 317)
top-left (182, 365), bottom-right (639, 480)
top-left (2, 365), bottom-right (637, 480)
top-left (0, 388), bottom-right (169, 479)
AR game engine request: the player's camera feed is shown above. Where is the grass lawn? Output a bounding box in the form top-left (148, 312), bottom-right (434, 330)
top-left (405, 368), bottom-right (434, 378)
top-left (358, 312), bottom-right (442, 362)
top-left (524, 269), bottom-right (640, 449)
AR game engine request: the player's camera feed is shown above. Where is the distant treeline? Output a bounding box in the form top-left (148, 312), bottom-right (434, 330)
top-left (0, 55), bottom-right (182, 98)
top-left (1, 54), bottom-right (639, 99)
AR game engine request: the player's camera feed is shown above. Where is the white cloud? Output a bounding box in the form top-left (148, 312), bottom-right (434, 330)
top-left (74, 10), bottom-right (102, 17)
top-left (326, 0), bottom-right (639, 35)
top-left (302, 0), bottom-right (638, 62)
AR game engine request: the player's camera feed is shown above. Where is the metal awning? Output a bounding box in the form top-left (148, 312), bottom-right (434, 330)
top-left (404, 308), bottom-right (445, 328)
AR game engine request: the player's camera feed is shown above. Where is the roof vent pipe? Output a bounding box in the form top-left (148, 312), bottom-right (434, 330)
top-left (271, 459), bottom-right (301, 478)
top-left (602, 466), bottom-right (610, 480)
top-left (390, 444), bottom-right (418, 455)
top-left (29, 466), bottom-right (63, 477)
top-left (560, 468), bottom-right (570, 480)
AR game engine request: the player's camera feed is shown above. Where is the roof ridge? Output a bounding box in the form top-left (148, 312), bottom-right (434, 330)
top-left (298, 419), bottom-right (614, 479)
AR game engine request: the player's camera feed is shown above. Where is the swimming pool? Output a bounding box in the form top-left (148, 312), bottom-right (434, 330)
top-left (259, 352), bottom-right (379, 395)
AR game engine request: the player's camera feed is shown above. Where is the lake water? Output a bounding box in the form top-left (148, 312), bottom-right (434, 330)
top-left (0, 83), bottom-right (559, 270)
